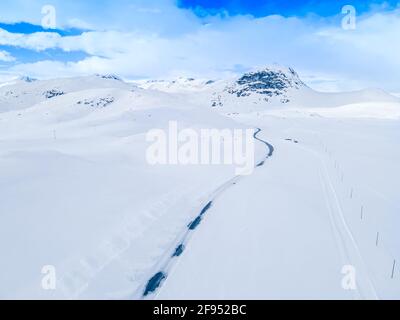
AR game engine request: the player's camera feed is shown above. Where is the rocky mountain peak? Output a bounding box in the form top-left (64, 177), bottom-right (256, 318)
top-left (211, 66), bottom-right (307, 107)
top-left (228, 67), bottom-right (306, 98)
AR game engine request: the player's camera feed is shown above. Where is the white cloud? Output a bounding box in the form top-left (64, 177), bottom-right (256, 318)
top-left (0, 28), bottom-right (62, 51)
top-left (2, 2), bottom-right (400, 92)
top-left (0, 50), bottom-right (15, 62)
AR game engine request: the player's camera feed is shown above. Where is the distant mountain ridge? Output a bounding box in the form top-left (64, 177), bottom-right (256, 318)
top-left (135, 66), bottom-right (399, 111)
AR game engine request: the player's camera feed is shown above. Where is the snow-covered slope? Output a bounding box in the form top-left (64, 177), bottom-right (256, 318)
top-left (0, 68), bottom-right (399, 300)
top-left (0, 74), bottom-right (134, 113)
top-left (137, 77), bottom-right (216, 93)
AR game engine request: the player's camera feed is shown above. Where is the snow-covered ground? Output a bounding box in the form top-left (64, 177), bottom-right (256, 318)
top-left (158, 114), bottom-right (400, 299)
top-left (0, 68), bottom-right (399, 299)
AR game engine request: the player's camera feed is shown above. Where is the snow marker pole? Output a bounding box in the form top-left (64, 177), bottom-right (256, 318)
top-left (391, 260), bottom-right (396, 279)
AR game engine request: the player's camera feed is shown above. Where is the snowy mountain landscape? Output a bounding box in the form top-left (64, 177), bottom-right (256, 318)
top-left (1, 65), bottom-right (399, 300)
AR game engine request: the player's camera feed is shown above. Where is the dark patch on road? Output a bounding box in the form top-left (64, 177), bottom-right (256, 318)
top-left (199, 201), bottom-right (213, 216)
top-left (257, 161), bottom-right (265, 167)
top-left (188, 216), bottom-right (202, 230)
top-left (172, 244), bottom-right (185, 257)
top-left (143, 272), bottom-right (166, 297)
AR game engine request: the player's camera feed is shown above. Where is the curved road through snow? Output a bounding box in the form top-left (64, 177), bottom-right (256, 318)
top-left (139, 128), bottom-right (274, 298)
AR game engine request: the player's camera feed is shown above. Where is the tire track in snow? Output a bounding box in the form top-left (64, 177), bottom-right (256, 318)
top-left (138, 128), bottom-right (274, 299)
top-left (318, 167), bottom-right (361, 300)
top-left (295, 142), bottom-right (378, 299)
top-left (319, 161), bottom-right (378, 299)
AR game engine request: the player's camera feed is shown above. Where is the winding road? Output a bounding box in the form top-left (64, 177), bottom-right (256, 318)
top-left (139, 128), bottom-right (275, 298)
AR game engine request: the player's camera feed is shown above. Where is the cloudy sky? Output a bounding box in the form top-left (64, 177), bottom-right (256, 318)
top-left (0, 0), bottom-right (399, 92)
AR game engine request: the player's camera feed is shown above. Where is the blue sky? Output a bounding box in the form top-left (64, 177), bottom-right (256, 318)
top-left (0, 0), bottom-right (399, 91)
top-left (0, 22), bottom-right (88, 66)
top-left (179, 0), bottom-right (399, 17)
top-left (0, 22), bottom-right (85, 36)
